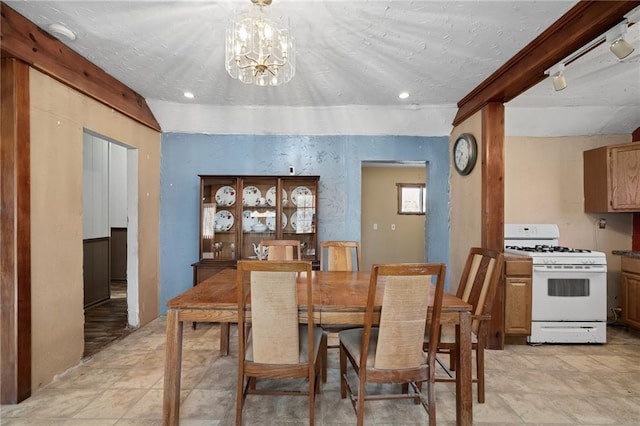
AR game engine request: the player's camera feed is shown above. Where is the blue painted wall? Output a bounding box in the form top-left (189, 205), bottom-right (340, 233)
top-left (159, 134), bottom-right (450, 313)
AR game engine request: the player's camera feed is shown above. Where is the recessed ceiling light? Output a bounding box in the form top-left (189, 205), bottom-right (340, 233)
top-left (398, 92), bottom-right (410, 99)
top-left (183, 92), bottom-right (195, 99)
top-left (48, 23), bottom-right (76, 41)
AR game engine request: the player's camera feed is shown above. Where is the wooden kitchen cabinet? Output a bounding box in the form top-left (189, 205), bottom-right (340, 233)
top-left (504, 255), bottom-right (532, 335)
top-left (487, 254), bottom-right (532, 349)
top-left (584, 142), bottom-right (640, 212)
top-left (621, 256), bottom-right (640, 330)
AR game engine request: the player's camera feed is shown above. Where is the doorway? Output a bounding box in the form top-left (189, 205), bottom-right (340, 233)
top-left (361, 162), bottom-right (427, 270)
top-left (82, 131), bottom-right (139, 357)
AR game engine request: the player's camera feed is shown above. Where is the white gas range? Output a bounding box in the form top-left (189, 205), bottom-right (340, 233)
top-left (504, 224), bottom-right (607, 344)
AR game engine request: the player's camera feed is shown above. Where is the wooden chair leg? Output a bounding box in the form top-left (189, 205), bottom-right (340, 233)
top-left (339, 344), bottom-right (347, 398)
top-left (357, 376), bottom-right (366, 426)
top-left (428, 376), bottom-right (436, 425)
top-left (309, 374), bottom-right (316, 426)
top-left (477, 345), bottom-right (485, 403)
top-left (220, 322), bottom-right (230, 356)
top-left (449, 348), bottom-right (457, 371)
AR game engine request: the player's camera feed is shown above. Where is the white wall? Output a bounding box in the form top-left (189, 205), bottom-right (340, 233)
top-left (82, 133), bottom-right (109, 239)
top-left (109, 143), bottom-right (128, 228)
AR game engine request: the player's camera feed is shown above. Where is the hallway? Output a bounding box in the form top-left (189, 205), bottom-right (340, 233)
top-left (83, 281), bottom-right (131, 358)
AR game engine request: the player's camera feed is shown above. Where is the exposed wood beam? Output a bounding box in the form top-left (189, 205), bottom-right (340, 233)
top-left (481, 103), bottom-right (505, 350)
top-left (454, 1), bottom-right (640, 126)
top-left (1, 58), bottom-right (31, 404)
top-left (0, 3), bottom-right (160, 132)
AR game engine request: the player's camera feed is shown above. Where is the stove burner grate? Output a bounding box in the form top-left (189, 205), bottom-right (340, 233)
top-left (505, 245), bottom-right (592, 253)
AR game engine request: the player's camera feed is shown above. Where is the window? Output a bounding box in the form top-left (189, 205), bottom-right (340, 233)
top-left (397, 183), bottom-right (426, 215)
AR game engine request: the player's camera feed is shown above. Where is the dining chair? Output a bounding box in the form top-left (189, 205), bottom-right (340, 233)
top-left (319, 240), bottom-right (361, 381)
top-left (426, 247), bottom-right (504, 403)
top-left (339, 263), bottom-right (446, 426)
top-left (258, 239), bottom-right (302, 260)
top-left (320, 240), bottom-right (361, 272)
top-left (236, 260), bottom-right (326, 426)
top-left (218, 240), bottom-right (303, 355)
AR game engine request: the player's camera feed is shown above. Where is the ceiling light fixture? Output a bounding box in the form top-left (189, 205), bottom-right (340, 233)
top-left (398, 92), bottom-right (410, 99)
top-left (606, 22), bottom-right (635, 60)
top-left (48, 23), bottom-right (76, 41)
top-left (546, 63), bottom-right (567, 91)
top-left (183, 92), bottom-right (195, 99)
top-left (225, 0), bottom-right (295, 86)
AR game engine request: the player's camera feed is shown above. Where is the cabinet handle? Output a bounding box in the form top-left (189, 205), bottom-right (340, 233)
top-left (511, 282), bottom-right (526, 286)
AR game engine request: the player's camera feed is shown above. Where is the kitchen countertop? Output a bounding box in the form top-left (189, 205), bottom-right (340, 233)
top-left (612, 250), bottom-right (640, 258)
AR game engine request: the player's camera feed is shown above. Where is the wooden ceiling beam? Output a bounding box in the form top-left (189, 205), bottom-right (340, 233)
top-left (0, 3), bottom-right (161, 132)
top-left (454, 1), bottom-right (640, 126)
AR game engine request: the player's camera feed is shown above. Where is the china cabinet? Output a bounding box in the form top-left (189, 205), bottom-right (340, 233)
top-left (584, 142), bottom-right (640, 212)
top-left (192, 175), bottom-right (319, 284)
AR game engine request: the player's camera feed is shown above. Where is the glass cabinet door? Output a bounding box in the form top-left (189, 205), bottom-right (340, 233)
top-left (199, 177), bottom-right (238, 261)
top-left (240, 177), bottom-right (279, 259)
top-left (282, 178), bottom-right (317, 261)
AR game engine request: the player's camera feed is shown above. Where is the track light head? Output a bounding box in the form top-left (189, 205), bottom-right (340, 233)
top-left (546, 63), bottom-right (567, 91)
top-left (606, 22), bottom-right (635, 60)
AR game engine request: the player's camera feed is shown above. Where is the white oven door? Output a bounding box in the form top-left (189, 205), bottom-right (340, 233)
top-left (532, 264), bottom-right (607, 321)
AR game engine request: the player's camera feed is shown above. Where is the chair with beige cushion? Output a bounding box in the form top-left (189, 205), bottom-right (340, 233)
top-left (426, 247), bottom-right (504, 403)
top-left (236, 260), bottom-right (326, 426)
top-left (319, 240), bottom-right (361, 381)
top-left (219, 240), bottom-right (303, 356)
top-left (339, 263), bottom-right (446, 426)
top-left (320, 240), bottom-right (361, 271)
top-left (258, 239), bottom-right (301, 260)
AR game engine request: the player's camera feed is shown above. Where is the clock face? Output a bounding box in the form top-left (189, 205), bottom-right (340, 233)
top-left (453, 134), bottom-right (477, 176)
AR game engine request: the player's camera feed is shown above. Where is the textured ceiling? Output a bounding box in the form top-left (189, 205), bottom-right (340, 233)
top-left (6, 0), bottom-right (640, 136)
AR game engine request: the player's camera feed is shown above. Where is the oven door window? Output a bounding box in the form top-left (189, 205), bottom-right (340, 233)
top-left (547, 278), bottom-right (589, 297)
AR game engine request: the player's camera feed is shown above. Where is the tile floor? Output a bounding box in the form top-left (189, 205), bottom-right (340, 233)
top-left (2, 320), bottom-right (639, 425)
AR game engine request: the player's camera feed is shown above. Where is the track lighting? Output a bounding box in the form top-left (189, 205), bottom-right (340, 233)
top-left (606, 22), bottom-right (634, 60)
top-left (546, 63), bottom-right (567, 91)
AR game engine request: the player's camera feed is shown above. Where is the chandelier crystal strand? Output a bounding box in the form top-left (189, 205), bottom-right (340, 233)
top-left (225, 0), bottom-right (295, 86)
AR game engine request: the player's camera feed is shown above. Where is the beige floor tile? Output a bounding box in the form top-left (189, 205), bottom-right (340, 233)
top-left (72, 389), bottom-right (147, 419)
top-left (2, 320), bottom-right (639, 425)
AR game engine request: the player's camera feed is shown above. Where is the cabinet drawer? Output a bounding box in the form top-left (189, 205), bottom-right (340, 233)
top-left (505, 259), bottom-right (532, 276)
top-left (622, 256), bottom-right (640, 275)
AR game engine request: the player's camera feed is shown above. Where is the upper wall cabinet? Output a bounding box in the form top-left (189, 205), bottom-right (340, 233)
top-left (584, 142), bottom-right (640, 213)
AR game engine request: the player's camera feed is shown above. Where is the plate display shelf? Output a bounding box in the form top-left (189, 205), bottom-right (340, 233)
top-left (192, 175), bottom-right (320, 285)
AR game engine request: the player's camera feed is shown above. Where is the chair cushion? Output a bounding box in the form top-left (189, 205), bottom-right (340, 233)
top-left (246, 324), bottom-right (324, 363)
top-left (340, 328), bottom-right (427, 369)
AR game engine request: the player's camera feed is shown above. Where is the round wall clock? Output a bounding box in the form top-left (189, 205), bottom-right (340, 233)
top-left (453, 133), bottom-right (477, 176)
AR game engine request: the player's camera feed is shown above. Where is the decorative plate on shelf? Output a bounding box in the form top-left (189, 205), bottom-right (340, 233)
top-left (242, 210), bottom-right (258, 232)
top-left (214, 210), bottom-right (234, 231)
top-left (266, 213), bottom-right (288, 231)
top-left (215, 186), bottom-right (236, 206)
top-left (266, 186), bottom-right (288, 206)
top-left (289, 210), bottom-right (313, 233)
top-left (290, 186), bottom-right (313, 206)
top-left (242, 186), bottom-right (261, 206)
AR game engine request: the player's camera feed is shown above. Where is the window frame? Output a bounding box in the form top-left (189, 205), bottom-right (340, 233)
top-left (396, 183), bottom-right (426, 215)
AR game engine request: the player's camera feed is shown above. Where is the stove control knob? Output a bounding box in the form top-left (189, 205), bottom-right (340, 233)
top-left (543, 258), bottom-right (556, 265)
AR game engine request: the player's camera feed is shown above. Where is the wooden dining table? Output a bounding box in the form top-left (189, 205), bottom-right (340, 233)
top-left (162, 269), bottom-right (473, 425)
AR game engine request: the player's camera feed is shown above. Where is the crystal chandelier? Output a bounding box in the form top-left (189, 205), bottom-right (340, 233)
top-left (225, 0), bottom-right (295, 86)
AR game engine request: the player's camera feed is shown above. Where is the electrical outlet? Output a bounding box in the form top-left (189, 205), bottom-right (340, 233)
top-left (391, 224), bottom-right (396, 231)
top-left (598, 218), bottom-right (606, 229)
top-left (373, 223), bottom-right (378, 231)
